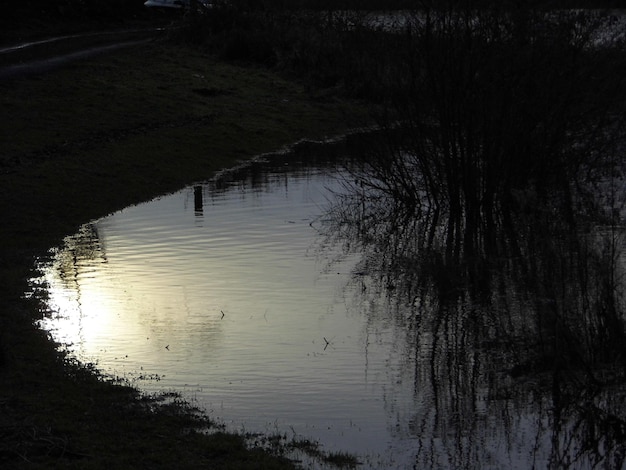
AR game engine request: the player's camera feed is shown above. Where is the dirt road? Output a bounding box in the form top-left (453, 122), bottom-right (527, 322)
top-left (0, 27), bottom-right (165, 80)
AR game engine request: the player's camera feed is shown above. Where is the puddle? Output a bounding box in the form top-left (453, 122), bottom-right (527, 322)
top-left (33, 140), bottom-right (626, 469)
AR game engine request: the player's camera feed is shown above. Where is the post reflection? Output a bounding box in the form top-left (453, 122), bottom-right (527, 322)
top-left (193, 185), bottom-right (203, 216)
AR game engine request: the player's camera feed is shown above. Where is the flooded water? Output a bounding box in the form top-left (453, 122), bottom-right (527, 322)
top-left (35, 139), bottom-right (626, 469)
top-left (34, 144), bottom-right (413, 467)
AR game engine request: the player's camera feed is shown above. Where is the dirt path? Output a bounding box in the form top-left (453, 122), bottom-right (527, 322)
top-left (0, 27), bottom-right (165, 80)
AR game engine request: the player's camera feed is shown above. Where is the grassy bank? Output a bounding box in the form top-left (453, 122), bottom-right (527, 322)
top-left (0, 36), bottom-right (367, 468)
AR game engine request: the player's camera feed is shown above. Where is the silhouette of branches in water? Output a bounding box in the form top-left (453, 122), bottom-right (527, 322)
top-left (317, 6), bottom-right (626, 468)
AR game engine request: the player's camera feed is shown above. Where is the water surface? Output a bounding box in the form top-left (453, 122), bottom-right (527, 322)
top-left (36, 141), bottom-right (626, 469)
top-left (37, 146), bottom-right (418, 467)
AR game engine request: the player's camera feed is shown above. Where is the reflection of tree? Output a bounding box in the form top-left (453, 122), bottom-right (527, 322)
top-left (54, 223), bottom-right (106, 290)
top-left (47, 223), bottom-right (106, 349)
top-left (317, 6), bottom-right (626, 466)
top-left (321, 160), bottom-right (626, 467)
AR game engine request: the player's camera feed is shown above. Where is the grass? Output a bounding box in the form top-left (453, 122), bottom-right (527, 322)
top-left (0, 32), bottom-right (368, 468)
top-left (246, 432), bottom-right (361, 469)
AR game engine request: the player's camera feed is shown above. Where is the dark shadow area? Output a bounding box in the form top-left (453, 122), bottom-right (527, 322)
top-left (313, 5), bottom-right (626, 468)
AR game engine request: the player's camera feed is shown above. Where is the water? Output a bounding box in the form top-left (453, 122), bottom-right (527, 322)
top-left (34, 140), bottom-right (626, 469)
top-left (35, 146), bottom-right (415, 467)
